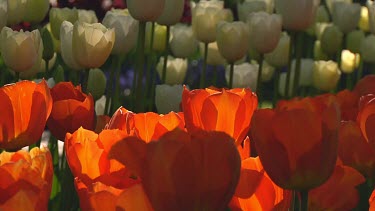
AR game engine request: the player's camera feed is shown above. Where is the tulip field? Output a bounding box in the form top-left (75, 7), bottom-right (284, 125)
top-left (1, 0), bottom-right (375, 210)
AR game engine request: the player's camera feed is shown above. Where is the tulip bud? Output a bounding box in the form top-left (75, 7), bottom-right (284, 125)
top-left (102, 9), bottom-right (138, 55)
top-left (0, 0), bottom-right (6, 30)
top-left (275, 0), bottom-right (320, 30)
top-left (360, 34), bottom-right (375, 63)
top-left (315, 23), bottom-right (332, 40)
top-left (41, 27), bottom-right (54, 62)
top-left (247, 12), bottom-right (282, 54)
top-left (237, 0), bottom-right (266, 22)
top-left (314, 40), bottom-right (329, 60)
top-left (332, 2), bottom-right (361, 33)
top-left (251, 60), bottom-right (275, 82)
top-left (346, 30), bottom-right (365, 54)
top-left (157, 56), bottom-right (188, 85)
top-left (49, 8), bottom-right (78, 39)
top-left (264, 32), bottom-right (290, 67)
top-left (145, 23), bottom-right (167, 53)
top-left (7, 0), bottom-right (27, 26)
top-left (367, 0), bottom-right (375, 34)
top-left (24, 0), bottom-right (49, 23)
top-left (321, 25), bottom-right (343, 56)
top-left (54, 65), bottom-right (65, 84)
top-left (0, 27), bottom-right (42, 72)
top-left (78, 9), bottom-right (98, 23)
top-left (72, 21), bottom-right (115, 68)
top-left (127, 0), bottom-right (165, 22)
top-left (216, 21), bottom-right (249, 63)
top-left (155, 84), bottom-right (184, 114)
top-left (199, 42), bottom-right (226, 66)
top-left (170, 24), bottom-right (198, 58)
top-left (316, 5), bottom-right (330, 23)
top-left (87, 68), bottom-right (107, 100)
top-left (156, 0), bottom-right (184, 26)
top-left (60, 21), bottom-right (82, 70)
top-left (225, 62), bottom-right (258, 91)
top-left (359, 6), bottom-right (370, 32)
top-left (313, 60), bottom-right (341, 91)
top-left (340, 49), bottom-right (360, 73)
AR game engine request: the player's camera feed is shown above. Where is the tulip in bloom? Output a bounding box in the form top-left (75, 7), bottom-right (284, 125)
top-left (0, 147), bottom-right (53, 210)
top-left (359, 6), bottom-right (370, 32)
top-left (199, 42), bottom-right (226, 65)
top-left (145, 23), bottom-right (167, 53)
top-left (265, 32), bottom-right (290, 67)
top-left (357, 94), bottom-right (375, 149)
top-left (279, 59), bottom-right (314, 96)
top-left (170, 24), bottom-right (198, 58)
top-left (340, 49), bottom-right (360, 73)
top-left (155, 84), bottom-right (184, 114)
top-left (156, 56), bottom-right (188, 85)
top-left (216, 21), bottom-right (249, 63)
top-left (102, 9), bottom-right (138, 55)
top-left (49, 7), bottom-right (78, 39)
top-left (60, 21), bottom-right (82, 70)
top-left (354, 75), bottom-right (375, 96)
top-left (47, 82), bottom-right (95, 141)
top-left (156, 0), bottom-right (184, 26)
top-left (0, 27), bottom-right (43, 72)
top-left (321, 25), bottom-right (344, 56)
top-left (182, 87), bottom-right (258, 144)
top-left (127, 0), bottom-right (165, 22)
top-left (72, 21), bottom-right (115, 68)
top-left (24, 0), bottom-right (49, 23)
top-left (313, 60), bottom-right (341, 91)
top-left (237, 0), bottom-right (266, 22)
top-left (78, 9), bottom-right (98, 23)
top-left (109, 129), bottom-right (241, 211)
top-left (251, 96), bottom-right (341, 190)
top-left (332, 2), bottom-right (361, 33)
top-left (6, 0), bottom-right (26, 26)
top-left (225, 62), bottom-right (259, 91)
top-left (0, 80), bottom-right (52, 150)
top-left (361, 35), bottom-right (375, 63)
top-left (367, 0), bottom-right (375, 34)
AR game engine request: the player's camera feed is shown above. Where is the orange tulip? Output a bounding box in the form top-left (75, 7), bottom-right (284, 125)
top-left (109, 129), bottom-right (241, 210)
top-left (0, 80), bottom-right (52, 150)
top-left (354, 74), bottom-right (375, 96)
top-left (106, 107), bottom-right (185, 142)
top-left (251, 96), bottom-right (340, 190)
top-left (47, 82), bottom-right (95, 141)
top-left (65, 127), bottom-right (139, 189)
top-left (0, 147), bottom-right (53, 210)
top-left (75, 178), bottom-right (153, 211)
top-left (182, 86), bottom-right (258, 144)
top-left (309, 164), bottom-right (365, 210)
top-left (357, 94), bottom-right (375, 148)
top-left (370, 189), bottom-right (375, 211)
top-left (95, 115), bottom-right (111, 133)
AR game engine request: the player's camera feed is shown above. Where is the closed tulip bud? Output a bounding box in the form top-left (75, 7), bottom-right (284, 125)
top-left (332, 2), bottom-right (361, 33)
top-left (155, 84), bottom-right (184, 114)
top-left (359, 6), bottom-right (370, 32)
top-left (78, 9), bottom-right (98, 23)
top-left (316, 5), bottom-right (330, 23)
top-left (54, 65), bottom-right (65, 84)
top-left (367, 0), bottom-right (375, 34)
top-left (346, 30), bottom-right (365, 54)
top-left (315, 22), bottom-right (332, 40)
top-left (216, 21), bottom-right (249, 63)
top-left (225, 62), bottom-right (258, 91)
top-left (321, 25), bottom-right (343, 56)
top-left (192, 1), bottom-right (229, 43)
top-left (60, 21), bottom-right (82, 70)
top-left (170, 24), bottom-right (198, 58)
top-left (157, 56), bottom-right (187, 85)
top-left (313, 60), bottom-right (341, 91)
top-left (49, 7), bottom-right (78, 39)
top-left (41, 27), bottom-right (54, 62)
top-left (247, 12), bottom-right (282, 54)
top-left (340, 50), bottom-right (360, 73)
top-left (314, 40), bottom-right (329, 60)
top-left (275, 0), bottom-right (320, 30)
top-left (7, 0), bottom-right (26, 26)
top-left (265, 32), bottom-right (290, 67)
top-left (360, 34), bottom-right (375, 63)
top-left (0, 27), bottom-right (42, 72)
top-left (0, 0), bottom-right (6, 30)
top-left (73, 21), bottom-right (115, 68)
top-left (156, 0), bottom-right (184, 26)
top-left (237, 0), bottom-right (266, 22)
top-left (200, 42), bottom-right (226, 65)
top-left (103, 9), bottom-right (138, 55)
top-left (127, 0), bottom-right (165, 22)
top-left (87, 68), bottom-right (107, 100)
top-left (145, 23), bottom-right (167, 53)
top-left (24, 0), bottom-right (49, 23)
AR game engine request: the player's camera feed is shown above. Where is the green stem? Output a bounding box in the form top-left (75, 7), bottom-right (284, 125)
top-left (45, 60), bottom-right (49, 79)
top-left (135, 21), bottom-right (146, 112)
top-left (149, 54), bottom-right (158, 112)
top-left (300, 190), bottom-right (309, 211)
top-left (81, 69), bottom-right (89, 93)
top-left (111, 55), bottom-right (123, 114)
top-left (145, 22), bottom-right (155, 110)
top-left (200, 42), bottom-right (209, 88)
top-left (229, 62), bottom-right (234, 89)
top-left (105, 57), bottom-right (116, 115)
top-left (285, 31), bottom-right (295, 98)
top-left (256, 54), bottom-right (264, 101)
top-left (273, 69), bottom-right (280, 107)
top-left (346, 73), bottom-right (353, 90)
top-left (357, 57), bottom-right (364, 83)
top-left (292, 32), bottom-right (303, 97)
top-left (162, 25), bottom-right (170, 83)
top-left (322, 0), bottom-right (332, 21)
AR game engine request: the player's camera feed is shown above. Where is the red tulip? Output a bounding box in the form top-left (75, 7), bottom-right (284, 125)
top-left (357, 94), bottom-right (375, 148)
top-left (335, 90), bottom-right (360, 121)
top-left (0, 80), bottom-right (52, 150)
top-left (251, 96), bottom-right (340, 190)
top-left (0, 147), bottom-right (53, 210)
top-left (109, 129), bottom-right (241, 210)
top-left (47, 82), bottom-right (95, 141)
top-left (354, 75), bottom-right (375, 96)
top-left (95, 115), bottom-right (111, 133)
top-left (370, 189), bottom-right (375, 211)
top-left (182, 86), bottom-right (258, 144)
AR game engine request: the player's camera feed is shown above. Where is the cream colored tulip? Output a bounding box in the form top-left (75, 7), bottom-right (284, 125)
top-left (155, 84), bottom-right (184, 114)
top-left (78, 9), bottom-right (98, 23)
top-left (340, 49), bottom-right (360, 73)
top-left (49, 7), bottom-right (78, 39)
top-left (72, 21), bottom-right (115, 68)
top-left (225, 62), bottom-right (258, 91)
top-left (199, 42), bottom-right (226, 66)
top-left (156, 56), bottom-right (188, 85)
top-left (359, 6), bottom-right (370, 32)
top-left (237, 0), bottom-right (266, 22)
top-left (247, 12), bottom-right (282, 54)
top-left (326, 0), bottom-right (353, 13)
top-left (264, 32), bottom-right (290, 67)
top-left (0, 0), bottom-right (7, 30)
top-left (360, 34), bottom-right (375, 63)
top-left (7, 0), bottom-right (27, 25)
top-left (216, 21), bottom-right (249, 63)
top-left (145, 23), bottom-right (167, 52)
top-left (367, 0), bottom-right (375, 34)
top-left (251, 60), bottom-right (275, 82)
top-left (314, 40), bottom-right (329, 60)
top-left (321, 25), bottom-right (343, 56)
top-left (127, 0), bottom-right (165, 22)
top-left (103, 9), bottom-right (138, 55)
top-left (24, 0), bottom-right (49, 23)
top-left (332, 2), bottom-right (361, 33)
top-left (157, 0), bottom-right (184, 26)
top-left (0, 27), bottom-right (42, 72)
top-left (170, 24), bottom-right (198, 58)
top-left (313, 60), bottom-right (341, 91)
top-left (60, 21), bottom-right (82, 70)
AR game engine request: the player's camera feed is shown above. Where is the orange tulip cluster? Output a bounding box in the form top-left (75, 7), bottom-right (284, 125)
top-left (1, 77), bottom-right (375, 210)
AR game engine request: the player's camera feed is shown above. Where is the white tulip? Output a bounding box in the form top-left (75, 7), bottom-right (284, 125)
top-left (155, 84), bottom-right (184, 114)
top-left (78, 9), bottom-right (98, 23)
top-left (157, 56), bottom-right (188, 85)
top-left (313, 60), bottom-right (341, 91)
top-left (170, 24), bottom-right (198, 58)
top-left (60, 21), bottom-right (82, 70)
top-left (127, 0), bottom-right (165, 22)
top-left (157, 0), bottom-right (184, 26)
top-left (332, 2), bottom-right (361, 33)
top-left (225, 62), bottom-right (258, 91)
top-left (7, 0), bottom-right (26, 25)
top-left (0, 0), bottom-right (7, 31)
